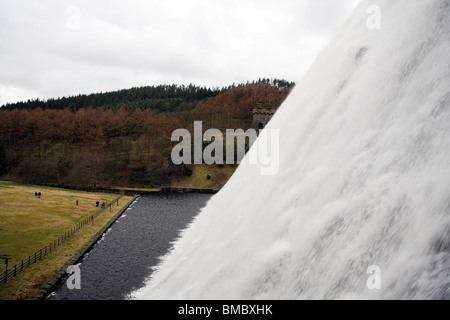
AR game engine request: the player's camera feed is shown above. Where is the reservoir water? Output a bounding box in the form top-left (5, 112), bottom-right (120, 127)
top-left (46, 193), bottom-right (212, 300)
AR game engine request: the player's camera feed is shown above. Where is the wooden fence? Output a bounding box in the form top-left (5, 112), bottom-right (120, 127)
top-left (0, 195), bottom-right (123, 285)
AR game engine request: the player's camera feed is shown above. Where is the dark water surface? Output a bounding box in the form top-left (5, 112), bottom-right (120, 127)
top-left (46, 193), bottom-right (212, 300)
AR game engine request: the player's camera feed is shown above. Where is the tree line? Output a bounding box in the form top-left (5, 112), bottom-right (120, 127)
top-left (1, 79), bottom-right (294, 113)
top-left (1, 84), bottom-right (219, 113)
top-left (0, 79), bottom-right (295, 188)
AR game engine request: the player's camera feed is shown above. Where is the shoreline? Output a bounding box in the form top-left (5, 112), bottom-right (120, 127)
top-left (29, 195), bottom-right (139, 300)
top-left (41, 185), bottom-right (220, 195)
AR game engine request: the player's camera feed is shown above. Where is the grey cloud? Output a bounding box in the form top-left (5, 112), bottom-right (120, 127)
top-left (0, 0), bottom-right (361, 105)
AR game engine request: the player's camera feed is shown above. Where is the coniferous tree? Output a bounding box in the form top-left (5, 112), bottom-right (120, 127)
top-left (0, 140), bottom-right (8, 176)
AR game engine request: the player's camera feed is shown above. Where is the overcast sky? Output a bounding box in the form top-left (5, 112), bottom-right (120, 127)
top-left (0, 0), bottom-right (361, 106)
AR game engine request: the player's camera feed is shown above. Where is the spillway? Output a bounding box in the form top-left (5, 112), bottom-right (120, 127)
top-left (131, 0), bottom-right (450, 300)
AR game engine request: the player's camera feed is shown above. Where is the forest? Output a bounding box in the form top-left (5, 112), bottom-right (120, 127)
top-left (0, 79), bottom-right (295, 189)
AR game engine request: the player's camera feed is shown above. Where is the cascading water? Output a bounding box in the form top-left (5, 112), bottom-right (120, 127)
top-left (131, 0), bottom-right (450, 300)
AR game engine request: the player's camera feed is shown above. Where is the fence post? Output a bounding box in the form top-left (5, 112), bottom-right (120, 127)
top-left (4, 259), bottom-right (8, 284)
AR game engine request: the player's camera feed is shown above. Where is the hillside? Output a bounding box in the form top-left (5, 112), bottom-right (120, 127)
top-left (0, 79), bottom-right (295, 189)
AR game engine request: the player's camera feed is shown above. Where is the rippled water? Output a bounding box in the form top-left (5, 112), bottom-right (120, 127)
top-left (46, 193), bottom-right (211, 300)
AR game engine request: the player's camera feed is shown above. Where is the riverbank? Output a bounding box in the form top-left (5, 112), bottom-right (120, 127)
top-left (42, 185), bottom-right (220, 196)
top-left (39, 163), bottom-right (234, 195)
top-left (30, 196), bottom-right (138, 300)
top-left (46, 193), bottom-right (212, 300)
top-left (0, 181), bottom-right (134, 300)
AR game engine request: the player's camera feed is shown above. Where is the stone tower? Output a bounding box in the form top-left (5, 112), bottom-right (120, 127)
top-left (252, 107), bottom-right (276, 130)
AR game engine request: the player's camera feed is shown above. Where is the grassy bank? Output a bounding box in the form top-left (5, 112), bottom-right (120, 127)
top-left (171, 164), bottom-right (236, 190)
top-left (0, 181), bottom-right (133, 300)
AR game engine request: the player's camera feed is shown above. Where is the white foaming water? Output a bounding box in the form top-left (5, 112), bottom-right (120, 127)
top-left (131, 0), bottom-right (450, 300)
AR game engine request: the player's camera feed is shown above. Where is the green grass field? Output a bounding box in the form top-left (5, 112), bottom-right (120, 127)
top-left (0, 181), bottom-right (133, 299)
top-left (0, 181), bottom-right (120, 265)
